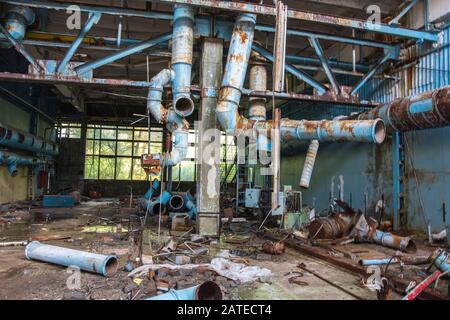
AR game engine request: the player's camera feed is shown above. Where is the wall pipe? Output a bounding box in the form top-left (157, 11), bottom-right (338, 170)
top-left (299, 139), bottom-right (319, 189)
top-left (0, 122), bottom-right (59, 156)
top-left (25, 241), bottom-right (119, 277)
top-left (0, 150), bottom-right (45, 176)
top-left (348, 85), bottom-right (450, 132)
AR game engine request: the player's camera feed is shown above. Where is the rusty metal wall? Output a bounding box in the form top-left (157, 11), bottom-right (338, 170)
top-left (359, 25), bottom-right (450, 232)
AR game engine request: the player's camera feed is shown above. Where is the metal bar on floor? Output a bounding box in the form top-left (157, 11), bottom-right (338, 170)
top-left (57, 12), bottom-right (102, 74)
top-left (309, 37), bottom-right (340, 95)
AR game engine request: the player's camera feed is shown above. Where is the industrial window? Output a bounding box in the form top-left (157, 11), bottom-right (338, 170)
top-left (57, 123), bottom-right (82, 139)
top-left (220, 134), bottom-right (237, 183)
top-left (84, 124), bottom-right (163, 181)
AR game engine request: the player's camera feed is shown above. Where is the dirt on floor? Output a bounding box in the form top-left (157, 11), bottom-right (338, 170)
top-left (0, 199), bottom-right (448, 300)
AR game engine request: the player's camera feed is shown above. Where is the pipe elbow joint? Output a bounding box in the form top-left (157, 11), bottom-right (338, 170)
top-left (7, 161), bottom-right (18, 177)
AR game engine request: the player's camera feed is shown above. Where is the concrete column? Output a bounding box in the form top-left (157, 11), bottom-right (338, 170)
top-left (196, 38), bottom-right (223, 230)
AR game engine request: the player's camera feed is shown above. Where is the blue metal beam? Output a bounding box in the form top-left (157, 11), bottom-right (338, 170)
top-left (255, 25), bottom-right (397, 50)
top-left (389, 0), bottom-right (419, 25)
top-left (309, 37), bottom-right (340, 95)
top-left (75, 33), bottom-right (172, 75)
top-left (252, 43), bottom-right (328, 95)
top-left (5, 0), bottom-right (438, 43)
top-left (351, 49), bottom-right (398, 96)
top-left (156, 0), bottom-right (439, 42)
top-left (57, 12), bottom-right (101, 74)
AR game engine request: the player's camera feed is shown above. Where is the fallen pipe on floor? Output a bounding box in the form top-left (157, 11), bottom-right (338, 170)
top-left (402, 270), bottom-right (442, 300)
top-left (358, 258), bottom-right (399, 266)
top-left (143, 178), bottom-right (160, 200)
top-left (145, 191), bottom-right (171, 215)
top-left (168, 193), bottom-right (185, 211)
top-left (433, 249), bottom-right (450, 273)
top-left (145, 281), bottom-right (222, 300)
top-left (25, 241), bottom-right (119, 276)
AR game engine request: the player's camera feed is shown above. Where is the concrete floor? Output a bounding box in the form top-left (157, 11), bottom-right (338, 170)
top-left (0, 200), bottom-right (444, 300)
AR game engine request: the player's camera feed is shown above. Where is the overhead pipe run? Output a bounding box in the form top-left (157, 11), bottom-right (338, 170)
top-left (0, 122), bottom-right (59, 156)
top-left (0, 150), bottom-right (45, 176)
top-left (216, 14), bottom-right (386, 147)
top-left (3, 6), bottom-right (35, 42)
top-left (347, 85), bottom-right (450, 132)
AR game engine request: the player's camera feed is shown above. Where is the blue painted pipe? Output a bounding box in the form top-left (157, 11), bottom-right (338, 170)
top-left (25, 241), bottom-right (119, 276)
top-left (143, 179), bottom-right (160, 200)
top-left (146, 281), bottom-right (222, 300)
top-left (217, 14), bottom-right (257, 133)
top-left (372, 229), bottom-right (417, 253)
top-left (4, 6), bottom-right (35, 41)
top-left (183, 191), bottom-right (197, 219)
top-left (145, 191), bottom-right (171, 215)
top-left (172, 5), bottom-right (195, 117)
top-left (434, 250), bottom-right (450, 273)
top-left (0, 150), bottom-right (46, 176)
top-left (0, 122), bottom-right (59, 156)
top-left (358, 258), bottom-right (399, 266)
top-left (280, 119), bottom-right (386, 144)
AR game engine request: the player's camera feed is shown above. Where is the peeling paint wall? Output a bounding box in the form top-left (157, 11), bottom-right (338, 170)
top-left (0, 96), bottom-right (31, 203)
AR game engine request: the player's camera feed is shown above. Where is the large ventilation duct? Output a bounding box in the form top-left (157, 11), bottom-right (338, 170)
top-left (348, 85), bottom-right (450, 132)
top-left (0, 150), bottom-right (46, 177)
top-left (217, 13), bottom-right (257, 133)
top-left (216, 14), bottom-right (386, 145)
top-left (171, 5), bottom-right (195, 117)
top-left (144, 5), bottom-right (194, 169)
top-left (4, 7), bottom-right (35, 42)
top-left (0, 122), bottom-right (59, 156)
top-left (299, 139), bottom-right (319, 189)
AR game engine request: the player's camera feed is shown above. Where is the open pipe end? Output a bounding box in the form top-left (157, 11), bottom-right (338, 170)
top-left (195, 281), bottom-right (223, 300)
top-left (174, 96), bottom-right (194, 117)
top-left (404, 239), bottom-right (417, 253)
top-left (103, 256), bottom-right (119, 277)
top-left (372, 119), bottom-right (386, 144)
top-left (169, 195), bottom-right (185, 211)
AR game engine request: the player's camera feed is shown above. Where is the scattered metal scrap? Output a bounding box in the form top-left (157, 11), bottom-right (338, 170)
top-left (308, 200), bottom-right (417, 253)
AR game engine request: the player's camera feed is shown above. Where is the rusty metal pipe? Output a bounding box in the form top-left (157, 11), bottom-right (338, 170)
top-left (172, 5), bottom-right (195, 117)
top-left (299, 139), bottom-right (319, 189)
top-left (217, 13), bottom-right (257, 133)
top-left (280, 119), bottom-right (386, 144)
top-left (146, 69), bottom-right (189, 166)
top-left (349, 85), bottom-right (450, 132)
top-left (248, 64), bottom-right (267, 121)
